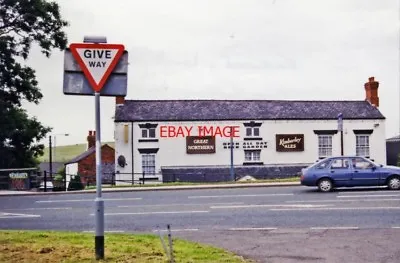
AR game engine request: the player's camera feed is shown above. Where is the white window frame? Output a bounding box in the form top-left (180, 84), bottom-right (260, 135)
top-left (356, 134), bottom-right (370, 157)
top-left (244, 150), bottom-right (261, 162)
top-left (318, 135), bottom-right (332, 158)
top-left (141, 154), bottom-right (156, 175)
top-left (246, 127), bottom-right (260, 137)
top-left (141, 128), bottom-right (156, 138)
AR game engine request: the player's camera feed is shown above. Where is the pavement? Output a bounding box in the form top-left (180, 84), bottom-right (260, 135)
top-left (0, 181), bottom-right (300, 196)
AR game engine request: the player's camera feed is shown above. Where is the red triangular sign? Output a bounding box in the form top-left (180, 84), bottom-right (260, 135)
top-left (69, 43), bottom-right (125, 92)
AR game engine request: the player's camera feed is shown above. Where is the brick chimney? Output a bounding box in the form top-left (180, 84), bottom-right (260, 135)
top-left (116, 96), bottom-right (125, 106)
top-left (87, 130), bottom-right (95, 149)
top-left (364, 77), bottom-right (379, 107)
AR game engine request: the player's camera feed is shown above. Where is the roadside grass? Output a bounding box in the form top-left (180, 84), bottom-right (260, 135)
top-left (38, 142), bottom-right (115, 162)
top-left (84, 177), bottom-right (300, 190)
top-left (0, 230), bottom-right (250, 263)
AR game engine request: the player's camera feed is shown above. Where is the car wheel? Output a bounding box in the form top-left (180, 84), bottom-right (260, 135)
top-left (387, 176), bottom-right (400, 190)
top-left (318, 178), bottom-right (333, 192)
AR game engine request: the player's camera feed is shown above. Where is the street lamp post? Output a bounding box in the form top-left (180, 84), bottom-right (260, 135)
top-left (230, 126), bottom-right (235, 181)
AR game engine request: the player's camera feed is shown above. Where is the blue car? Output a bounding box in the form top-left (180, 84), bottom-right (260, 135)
top-left (300, 156), bottom-right (400, 192)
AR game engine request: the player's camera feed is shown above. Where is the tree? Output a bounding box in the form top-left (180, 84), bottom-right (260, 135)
top-left (0, 0), bottom-right (68, 168)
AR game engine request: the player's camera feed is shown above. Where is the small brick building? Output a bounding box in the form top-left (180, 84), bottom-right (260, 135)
top-left (65, 131), bottom-right (115, 187)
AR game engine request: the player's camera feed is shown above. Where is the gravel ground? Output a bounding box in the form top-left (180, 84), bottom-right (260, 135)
top-left (177, 228), bottom-right (400, 263)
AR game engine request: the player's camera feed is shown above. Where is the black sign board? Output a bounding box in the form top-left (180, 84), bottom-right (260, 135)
top-left (186, 136), bottom-right (216, 154)
top-left (276, 134), bottom-right (304, 152)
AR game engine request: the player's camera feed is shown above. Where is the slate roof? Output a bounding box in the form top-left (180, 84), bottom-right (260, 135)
top-left (64, 144), bottom-right (114, 165)
top-left (114, 100), bottom-right (385, 122)
top-left (39, 162), bottom-right (64, 173)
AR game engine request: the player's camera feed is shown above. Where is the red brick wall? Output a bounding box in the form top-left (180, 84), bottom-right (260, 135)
top-left (78, 145), bottom-right (115, 185)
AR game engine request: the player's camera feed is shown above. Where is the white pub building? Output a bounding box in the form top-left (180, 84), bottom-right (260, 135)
top-left (113, 77), bottom-right (386, 184)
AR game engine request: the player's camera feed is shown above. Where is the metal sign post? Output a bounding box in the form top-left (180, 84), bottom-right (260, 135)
top-left (230, 126), bottom-right (234, 181)
top-left (337, 113), bottom-right (344, 156)
top-left (63, 36), bottom-right (127, 260)
top-left (94, 91), bottom-right (104, 259)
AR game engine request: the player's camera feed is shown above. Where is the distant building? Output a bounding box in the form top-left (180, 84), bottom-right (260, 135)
top-left (65, 131), bottom-right (115, 188)
top-left (113, 77), bottom-right (386, 184)
top-left (386, 135), bottom-right (400, 166)
top-left (38, 162), bottom-right (64, 176)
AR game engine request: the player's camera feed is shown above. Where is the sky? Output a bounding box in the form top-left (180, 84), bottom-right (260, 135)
top-left (23, 0), bottom-right (400, 147)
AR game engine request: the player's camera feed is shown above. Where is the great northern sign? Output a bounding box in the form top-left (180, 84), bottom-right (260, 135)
top-left (69, 43), bottom-right (125, 92)
top-left (186, 136), bottom-right (216, 154)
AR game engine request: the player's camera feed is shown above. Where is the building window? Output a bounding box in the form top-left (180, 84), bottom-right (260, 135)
top-left (141, 128), bottom-right (156, 138)
top-left (356, 135), bottom-right (370, 157)
top-left (246, 127), bottom-right (259, 137)
top-left (244, 150), bottom-right (261, 162)
top-left (318, 135), bottom-right (332, 158)
top-left (142, 154), bottom-right (155, 175)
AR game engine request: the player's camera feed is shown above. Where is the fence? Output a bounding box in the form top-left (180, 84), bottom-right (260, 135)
top-left (31, 163), bottom-right (306, 192)
top-left (0, 168), bottom-right (40, 191)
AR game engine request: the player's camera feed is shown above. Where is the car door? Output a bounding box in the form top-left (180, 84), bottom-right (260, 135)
top-left (328, 158), bottom-right (352, 187)
top-left (349, 157), bottom-right (381, 186)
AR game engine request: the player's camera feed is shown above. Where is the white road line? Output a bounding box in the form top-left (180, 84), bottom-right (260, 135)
top-left (90, 210), bottom-right (210, 216)
top-left (271, 206), bottom-right (400, 211)
top-left (338, 190), bottom-right (395, 194)
top-left (210, 204), bottom-right (332, 209)
top-left (153, 228), bottom-right (199, 232)
top-left (36, 198), bottom-right (142, 203)
top-left (310, 227), bottom-right (359, 230)
top-left (0, 212), bottom-right (41, 219)
top-left (392, 226), bottom-right (400, 229)
top-left (118, 202), bottom-right (244, 208)
top-left (228, 227), bottom-right (277, 231)
top-left (188, 194), bottom-right (293, 199)
top-left (337, 194), bottom-right (400, 198)
top-left (6, 207), bottom-right (72, 210)
top-left (82, 230), bottom-right (125, 233)
top-left (287, 199), bottom-right (400, 203)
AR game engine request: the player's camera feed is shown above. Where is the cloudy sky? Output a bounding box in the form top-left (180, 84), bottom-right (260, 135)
top-left (23, 0), bottom-right (399, 147)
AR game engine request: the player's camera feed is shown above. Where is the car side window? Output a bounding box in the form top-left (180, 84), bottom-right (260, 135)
top-left (352, 158), bottom-right (374, 169)
top-left (330, 158), bottom-right (349, 169)
top-left (316, 159), bottom-right (331, 169)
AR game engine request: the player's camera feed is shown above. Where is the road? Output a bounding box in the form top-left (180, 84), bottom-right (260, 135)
top-left (1, 186), bottom-right (400, 262)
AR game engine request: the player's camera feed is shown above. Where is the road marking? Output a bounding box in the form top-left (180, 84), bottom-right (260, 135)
top-left (287, 198), bottom-right (400, 203)
top-left (337, 194), bottom-right (400, 198)
top-left (5, 207), bottom-right (72, 211)
top-left (310, 227), bottom-right (359, 230)
top-left (210, 204), bottom-right (332, 209)
top-left (337, 190), bottom-right (396, 194)
top-left (0, 212), bottom-right (41, 219)
top-left (118, 202), bottom-right (244, 208)
top-left (90, 210), bottom-right (210, 216)
top-left (391, 226), bottom-right (400, 229)
top-left (188, 194), bottom-right (293, 199)
top-left (271, 206), bottom-right (400, 211)
top-left (228, 227), bottom-right (277, 231)
top-left (82, 230), bottom-right (125, 233)
top-left (153, 228), bottom-right (199, 232)
top-left (36, 197), bottom-right (142, 203)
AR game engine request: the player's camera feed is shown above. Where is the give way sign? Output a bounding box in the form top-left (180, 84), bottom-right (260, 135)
top-left (69, 43), bottom-right (125, 92)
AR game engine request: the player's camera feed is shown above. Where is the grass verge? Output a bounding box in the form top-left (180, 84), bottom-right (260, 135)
top-left (0, 230), bottom-right (250, 263)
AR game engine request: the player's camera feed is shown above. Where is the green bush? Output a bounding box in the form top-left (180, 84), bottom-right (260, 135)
top-left (67, 175), bottom-right (84, 191)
